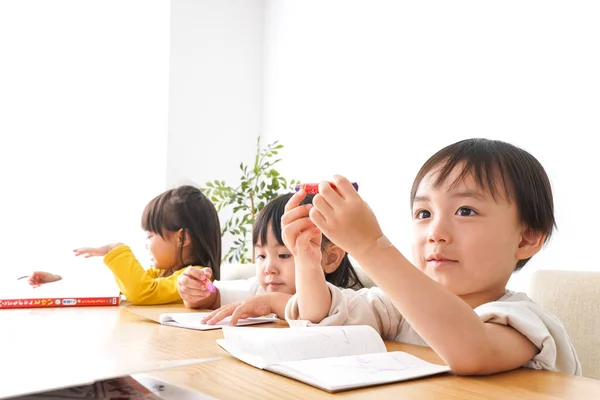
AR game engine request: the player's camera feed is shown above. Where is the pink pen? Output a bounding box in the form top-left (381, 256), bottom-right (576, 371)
top-left (202, 274), bottom-right (216, 293)
top-left (194, 268), bottom-right (216, 293)
top-left (295, 182), bottom-right (359, 194)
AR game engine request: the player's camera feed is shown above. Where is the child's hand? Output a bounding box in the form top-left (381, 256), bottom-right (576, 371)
top-left (177, 267), bottom-right (215, 309)
top-left (28, 271), bottom-right (62, 288)
top-left (73, 243), bottom-right (123, 258)
top-left (201, 294), bottom-right (279, 326)
top-left (281, 190), bottom-right (323, 266)
top-left (310, 175), bottom-right (384, 259)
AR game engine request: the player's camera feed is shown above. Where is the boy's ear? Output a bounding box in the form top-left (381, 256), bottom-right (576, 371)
top-left (178, 229), bottom-right (192, 247)
top-left (515, 228), bottom-right (545, 261)
top-left (321, 244), bottom-right (346, 274)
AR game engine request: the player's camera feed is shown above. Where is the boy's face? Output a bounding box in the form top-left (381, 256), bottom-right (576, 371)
top-left (410, 165), bottom-right (524, 299)
top-left (254, 226), bottom-right (296, 295)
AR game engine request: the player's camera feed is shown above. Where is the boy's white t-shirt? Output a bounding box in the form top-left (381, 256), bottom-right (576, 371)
top-left (214, 277), bottom-right (264, 306)
top-left (285, 282), bottom-right (582, 376)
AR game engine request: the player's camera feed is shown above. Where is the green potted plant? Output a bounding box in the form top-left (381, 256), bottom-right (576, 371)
top-left (203, 136), bottom-right (298, 263)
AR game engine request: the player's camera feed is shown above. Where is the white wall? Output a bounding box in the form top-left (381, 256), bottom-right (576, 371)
top-left (167, 0), bottom-right (266, 256)
top-left (167, 0), bottom-right (264, 187)
top-left (262, 1), bottom-right (600, 292)
top-left (0, 1), bottom-right (170, 278)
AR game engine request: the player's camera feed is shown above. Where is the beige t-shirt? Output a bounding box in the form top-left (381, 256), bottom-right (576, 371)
top-left (285, 282), bottom-right (582, 375)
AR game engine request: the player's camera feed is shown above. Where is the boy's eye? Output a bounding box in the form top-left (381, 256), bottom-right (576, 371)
top-left (279, 254), bottom-right (292, 260)
top-left (255, 254), bottom-right (266, 261)
top-left (456, 207), bottom-right (476, 216)
top-left (415, 210), bottom-right (431, 219)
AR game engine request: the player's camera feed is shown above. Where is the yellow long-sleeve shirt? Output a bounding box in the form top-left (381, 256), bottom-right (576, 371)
top-left (103, 245), bottom-right (205, 305)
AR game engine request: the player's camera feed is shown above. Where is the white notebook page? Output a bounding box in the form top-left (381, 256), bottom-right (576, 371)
top-left (221, 325), bottom-right (387, 367)
top-left (270, 351), bottom-right (450, 391)
top-left (159, 312), bottom-right (275, 330)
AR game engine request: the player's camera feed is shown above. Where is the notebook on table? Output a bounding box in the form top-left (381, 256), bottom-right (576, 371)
top-left (217, 325), bottom-right (450, 392)
top-left (159, 311), bottom-right (277, 331)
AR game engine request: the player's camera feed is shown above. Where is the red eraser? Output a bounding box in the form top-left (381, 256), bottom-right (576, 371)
top-left (295, 182), bottom-right (359, 194)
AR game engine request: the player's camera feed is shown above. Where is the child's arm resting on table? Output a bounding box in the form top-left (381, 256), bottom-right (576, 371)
top-left (286, 282), bottom-right (404, 339)
top-left (202, 292), bottom-right (290, 326)
top-left (476, 296), bottom-right (582, 375)
top-left (352, 245), bottom-right (543, 375)
top-left (103, 245), bottom-right (210, 306)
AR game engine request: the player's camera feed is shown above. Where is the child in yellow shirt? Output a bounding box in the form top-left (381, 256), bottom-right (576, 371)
top-left (30, 185), bottom-right (221, 305)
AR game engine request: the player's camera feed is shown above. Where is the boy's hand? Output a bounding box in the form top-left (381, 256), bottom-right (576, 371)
top-left (177, 267), bottom-right (215, 309)
top-left (281, 190), bottom-right (323, 267)
top-left (28, 271), bottom-right (62, 287)
top-left (310, 175), bottom-right (384, 259)
top-left (73, 243), bottom-right (123, 258)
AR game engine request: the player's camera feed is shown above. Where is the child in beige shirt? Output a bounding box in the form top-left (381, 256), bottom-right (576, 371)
top-left (282, 138), bottom-right (581, 376)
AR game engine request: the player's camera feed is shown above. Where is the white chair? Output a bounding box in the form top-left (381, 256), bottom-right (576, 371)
top-left (220, 263), bottom-right (256, 281)
top-left (529, 269), bottom-right (600, 379)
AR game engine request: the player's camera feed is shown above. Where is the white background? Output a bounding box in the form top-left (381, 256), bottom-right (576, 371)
top-left (3, 1), bottom-right (599, 293)
top-left (170, 1), bottom-right (600, 292)
top-left (0, 1), bottom-right (170, 280)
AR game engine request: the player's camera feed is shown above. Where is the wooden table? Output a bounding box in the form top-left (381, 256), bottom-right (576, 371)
top-left (1, 304), bottom-right (599, 399)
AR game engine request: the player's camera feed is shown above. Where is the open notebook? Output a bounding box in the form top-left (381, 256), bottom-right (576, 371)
top-left (217, 325), bottom-right (450, 392)
top-left (159, 312), bottom-right (276, 331)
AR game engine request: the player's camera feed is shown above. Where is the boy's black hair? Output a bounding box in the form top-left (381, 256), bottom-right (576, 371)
top-left (410, 138), bottom-right (555, 271)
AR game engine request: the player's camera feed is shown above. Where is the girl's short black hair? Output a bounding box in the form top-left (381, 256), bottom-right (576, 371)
top-left (253, 193), bottom-right (364, 289)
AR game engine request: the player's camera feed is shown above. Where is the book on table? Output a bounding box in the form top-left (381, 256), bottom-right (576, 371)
top-left (0, 278), bottom-right (120, 309)
top-left (159, 311), bottom-right (277, 330)
top-left (217, 324), bottom-right (450, 392)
